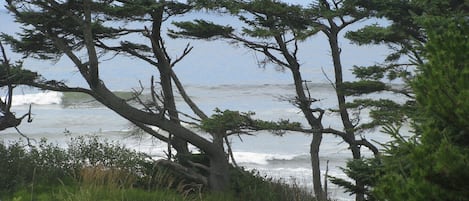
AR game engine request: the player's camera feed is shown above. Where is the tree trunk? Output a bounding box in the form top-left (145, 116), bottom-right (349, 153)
top-left (311, 130), bottom-right (326, 201)
top-left (290, 66), bottom-right (326, 200)
top-left (150, 9), bottom-right (190, 160)
top-left (208, 134), bottom-right (231, 191)
top-left (327, 27), bottom-right (364, 201)
top-left (160, 68), bottom-right (190, 159)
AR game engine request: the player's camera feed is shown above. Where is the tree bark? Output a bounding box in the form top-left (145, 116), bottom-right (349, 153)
top-left (208, 134), bottom-right (231, 191)
top-left (290, 65), bottom-right (326, 201)
top-left (310, 131), bottom-right (325, 201)
top-left (272, 33), bottom-right (326, 200)
top-left (149, 8), bottom-right (190, 159)
top-left (326, 25), bottom-right (364, 201)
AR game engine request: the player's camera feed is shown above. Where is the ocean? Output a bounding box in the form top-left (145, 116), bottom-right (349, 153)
top-left (1, 83), bottom-right (408, 201)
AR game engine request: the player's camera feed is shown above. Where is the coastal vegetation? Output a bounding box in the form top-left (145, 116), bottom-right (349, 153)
top-left (1, 0), bottom-right (468, 201)
top-left (0, 136), bottom-right (315, 201)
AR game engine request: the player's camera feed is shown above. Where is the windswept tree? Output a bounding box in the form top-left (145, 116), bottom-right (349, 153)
top-left (169, 1), bottom-right (392, 201)
top-left (2, 0), bottom-right (233, 191)
top-left (170, 1), bottom-right (330, 199)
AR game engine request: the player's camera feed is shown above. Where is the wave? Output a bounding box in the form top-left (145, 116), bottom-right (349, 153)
top-left (11, 91), bottom-right (63, 106)
top-left (9, 91), bottom-right (138, 107)
top-left (234, 151), bottom-right (301, 165)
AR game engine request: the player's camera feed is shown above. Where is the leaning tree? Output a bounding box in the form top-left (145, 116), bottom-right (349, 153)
top-left (2, 0), bottom-right (234, 191)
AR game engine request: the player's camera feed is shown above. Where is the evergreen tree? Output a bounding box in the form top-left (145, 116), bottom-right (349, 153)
top-left (374, 15), bottom-right (469, 201)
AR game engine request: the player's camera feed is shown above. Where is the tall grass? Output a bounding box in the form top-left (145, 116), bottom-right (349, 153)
top-left (0, 136), bottom-right (316, 201)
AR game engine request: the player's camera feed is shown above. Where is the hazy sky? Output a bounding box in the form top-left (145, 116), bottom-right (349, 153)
top-left (0, 2), bottom-right (391, 89)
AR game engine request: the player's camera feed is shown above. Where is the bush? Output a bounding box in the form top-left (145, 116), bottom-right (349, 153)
top-left (0, 136), bottom-right (153, 199)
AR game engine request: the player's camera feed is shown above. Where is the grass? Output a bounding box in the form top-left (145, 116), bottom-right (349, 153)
top-left (0, 136), bottom-right (316, 201)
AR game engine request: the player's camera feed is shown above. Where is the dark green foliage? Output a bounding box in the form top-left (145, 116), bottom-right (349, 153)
top-left (414, 17), bottom-right (469, 146)
top-left (200, 109), bottom-right (254, 133)
top-left (345, 24), bottom-right (409, 46)
top-left (169, 20), bottom-right (234, 40)
top-left (3, 0), bottom-right (191, 61)
top-left (374, 16), bottom-right (469, 201)
top-left (251, 119), bottom-right (302, 135)
top-left (338, 80), bottom-right (388, 96)
top-left (351, 65), bottom-right (386, 80)
top-left (329, 158), bottom-right (381, 201)
top-left (350, 0), bottom-right (427, 45)
top-left (200, 108), bottom-right (302, 135)
top-left (346, 98), bottom-right (414, 132)
top-left (234, 0), bottom-right (313, 38)
top-left (0, 59), bottom-right (38, 86)
top-left (173, 0), bottom-right (316, 41)
top-left (104, 0), bottom-right (191, 19)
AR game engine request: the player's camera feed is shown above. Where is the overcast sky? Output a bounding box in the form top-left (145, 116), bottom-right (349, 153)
top-left (0, 2), bottom-right (390, 89)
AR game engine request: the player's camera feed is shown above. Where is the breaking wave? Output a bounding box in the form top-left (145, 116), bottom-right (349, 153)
top-left (11, 91), bottom-right (63, 106)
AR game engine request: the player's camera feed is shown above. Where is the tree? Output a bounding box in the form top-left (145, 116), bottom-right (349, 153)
top-left (305, 2), bottom-right (383, 200)
top-left (170, 1), bottom-right (385, 200)
top-left (170, 1), bottom-right (327, 199)
top-left (374, 15), bottom-right (469, 200)
top-left (338, 1), bottom-right (468, 200)
top-left (1, 0), bottom-right (232, 191)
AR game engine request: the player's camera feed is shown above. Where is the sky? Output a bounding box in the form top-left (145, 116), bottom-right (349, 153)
top-left (0, 1), bottom-right (392, 90)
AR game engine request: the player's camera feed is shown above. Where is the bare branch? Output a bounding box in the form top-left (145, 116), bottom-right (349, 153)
top-left (171, 43), bottom-right (193, 67)
top-left (15, 127), bottom-right (36, 147)
top-left (321, 67), bottom-right (336, 89)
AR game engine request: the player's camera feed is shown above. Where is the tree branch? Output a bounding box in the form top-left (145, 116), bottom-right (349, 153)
top-left (83, 0), bottom-right (100, 87)
top-left (356, 138), bottom-right (379, 156)
top-left (171, 43), bottom-right (193, 67)
top-left (171, 71), bottom-right (208, 120)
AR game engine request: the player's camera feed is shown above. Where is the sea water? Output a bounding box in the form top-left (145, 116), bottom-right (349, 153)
top-left (0, 84), bottom-right (408, 201)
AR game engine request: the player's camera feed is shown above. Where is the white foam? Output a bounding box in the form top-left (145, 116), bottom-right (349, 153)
top-left (234, 151), bottom-right (298, 165)
top-left (10, 91), bottom-right (63, 106)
